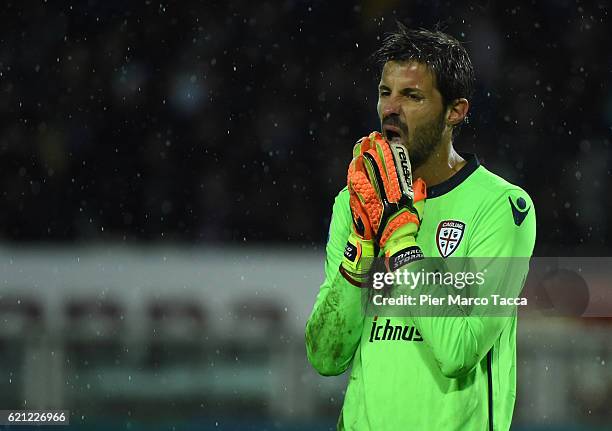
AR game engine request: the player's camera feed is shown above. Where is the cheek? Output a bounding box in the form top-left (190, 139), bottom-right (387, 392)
top-left (399, 106), bottom-right (418, 130)
top-left (400, 103), bottom-right (431, 126)
top-left (376, 99), bottom-right (383, 120)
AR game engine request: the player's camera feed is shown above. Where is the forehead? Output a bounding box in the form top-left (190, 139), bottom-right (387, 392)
top-left (379, 60), bottom-right (437, 92)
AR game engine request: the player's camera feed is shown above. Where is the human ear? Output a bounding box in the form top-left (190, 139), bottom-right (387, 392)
top-left (447, 98), bottom-right (469, 126)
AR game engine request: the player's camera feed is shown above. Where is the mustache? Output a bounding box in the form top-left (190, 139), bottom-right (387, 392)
top-left (382, 115), bottom-right (409, 134)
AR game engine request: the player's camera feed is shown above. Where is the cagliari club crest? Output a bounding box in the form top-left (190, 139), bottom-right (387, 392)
top-left (436, 220), bottom-right (465, 258)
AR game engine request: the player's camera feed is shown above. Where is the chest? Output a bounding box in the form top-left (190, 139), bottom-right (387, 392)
top-left (417, 197), bottom-right (476, 258)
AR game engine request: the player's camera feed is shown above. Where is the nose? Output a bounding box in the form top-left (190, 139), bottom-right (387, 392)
top-left (381, 97), bottom-right (400, 118)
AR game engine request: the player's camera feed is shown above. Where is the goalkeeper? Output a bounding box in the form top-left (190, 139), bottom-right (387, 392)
top-left (305, 25), bottom-right (536, 431)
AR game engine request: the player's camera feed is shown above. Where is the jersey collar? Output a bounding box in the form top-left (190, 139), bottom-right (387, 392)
top-left (426, 153), bottom-right (480, 199)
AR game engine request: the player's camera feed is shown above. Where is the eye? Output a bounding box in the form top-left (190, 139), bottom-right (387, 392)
top-left (379, 90), bottom-right (390, 97)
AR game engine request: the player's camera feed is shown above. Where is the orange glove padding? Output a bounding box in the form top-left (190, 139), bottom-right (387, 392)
top-left (346, 132), bottom-right (426, 272)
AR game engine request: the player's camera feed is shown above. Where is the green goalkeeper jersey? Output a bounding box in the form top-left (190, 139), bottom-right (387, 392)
top-left (305, 154), bottom-right (536, 431)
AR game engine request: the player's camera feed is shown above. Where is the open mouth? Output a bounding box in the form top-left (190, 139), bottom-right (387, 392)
top-left (384, 129), bottom-right (402, 143)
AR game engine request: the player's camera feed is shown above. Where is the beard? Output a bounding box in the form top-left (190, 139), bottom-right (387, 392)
top-left (404, 111), bottom-right (446, 170)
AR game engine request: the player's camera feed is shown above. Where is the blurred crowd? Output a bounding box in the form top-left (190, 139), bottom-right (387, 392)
top-left (0, 0), bottom-right (610, 254)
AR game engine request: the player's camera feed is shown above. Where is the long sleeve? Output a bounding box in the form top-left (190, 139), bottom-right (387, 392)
top-left (305, 188), bottom-right (366, 376)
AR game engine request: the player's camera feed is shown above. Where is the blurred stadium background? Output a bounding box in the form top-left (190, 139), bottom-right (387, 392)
top-left (0, 0), bottom-right (611, 430)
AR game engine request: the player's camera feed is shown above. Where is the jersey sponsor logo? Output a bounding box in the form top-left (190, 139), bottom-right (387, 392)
top-left (436, 220), bottom-right (465, 258)
top-left (508, 196), bottom-right (530, 226)
top-left (368, 316), bottom-right (423, 342)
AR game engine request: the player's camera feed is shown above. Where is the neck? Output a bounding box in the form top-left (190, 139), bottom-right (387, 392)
top-left (413, 139), bottom-right (466, 188)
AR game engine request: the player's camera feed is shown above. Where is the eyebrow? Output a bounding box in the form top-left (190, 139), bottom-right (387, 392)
top-left (378, 84), bottom-right (424, 95)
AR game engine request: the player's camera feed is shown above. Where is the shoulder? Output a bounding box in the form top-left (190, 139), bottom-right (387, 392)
top-left (328, 186), bottom-right (351, 236)
top-left (468, 165), bottom-right (536, 242)
top-left (336, 185), bottom-right (349, 200)
top-left (333, 186), bottom-right (350, 212)
top-left (463, 166), bottom-right (536, 256)
top-left (470, 165), bottom-right (532, 202)
top-left (326, 186), bottom-right (352, 253)
top-left (467, 165), bottom-right (535, 217)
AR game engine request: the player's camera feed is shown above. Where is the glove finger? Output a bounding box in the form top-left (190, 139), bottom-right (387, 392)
top-left (367, 131), bottom-right (385, 143)
top-left (361, 151), bottom-right (393, 244)
top-left (377, 175), bottom-right (426, 247)
top-left (379, 210), bottom-right (421, 247)
top-left (352, 141), bottom-right (362, 159)
top-left (348, 158), bottom-right (368, 235)
top-left (363, 134), bottom-right (397, 189)
top-left (371, 136), bottom-right (419, 214)
top-left (362, 145), bottom-right (402, 205)
top-left (384, 139), bottom-right (415, 204)
top-left (365, 133), bottom-right (413, 201)
top-left (352, 134), bottom-right (375, 159)
top-left (348, 192), bottom-right (374, 239)
top-left (349, 160), bottom-right (383, 234)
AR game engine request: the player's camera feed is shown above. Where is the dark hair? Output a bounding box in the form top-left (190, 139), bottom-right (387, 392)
top-left (372, 23), bottom-right (475, 136)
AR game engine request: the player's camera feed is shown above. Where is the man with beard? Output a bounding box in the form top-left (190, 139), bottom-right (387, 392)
top-left (305, 25), bottom-right (536, 430)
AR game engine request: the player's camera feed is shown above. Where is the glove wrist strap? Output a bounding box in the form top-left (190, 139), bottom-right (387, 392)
top-left (383, 237), bottom-right (424, 272)
top-left (340, 232), bottom-right (375, 285)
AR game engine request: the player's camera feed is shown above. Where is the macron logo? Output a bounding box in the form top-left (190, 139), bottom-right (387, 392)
top-left (508, 196), bottom-right (530, 226)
